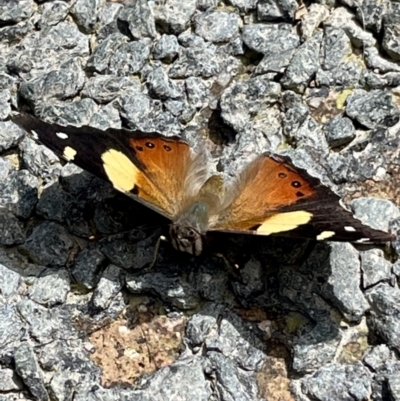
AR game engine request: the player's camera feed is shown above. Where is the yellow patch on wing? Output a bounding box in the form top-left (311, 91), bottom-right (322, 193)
top-left (63, 146), bottom-right (77, 161)
top-left (256, 211), bottom-right (313, 235)
top-left (316, 231), bottom-right (335, 240)
top-left (101, 149), bottom-right (141, 192)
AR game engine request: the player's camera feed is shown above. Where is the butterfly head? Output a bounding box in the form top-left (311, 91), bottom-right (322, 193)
top-left (169, 202), bottom-right (210, 256)
top-left (169, 224), bottom-right (203, 255)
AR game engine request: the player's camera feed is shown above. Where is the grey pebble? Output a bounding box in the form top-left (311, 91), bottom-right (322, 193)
top-left (82, 75), bottom-right (139, 103)
top-left (292, 330), bottom-right (341, 373)
top-left (185, 76), bottom-right (211, 108)
top-left (147, 66), bottom-right (183, 100)
top-left (354, 0), bottom-right (388, 33)
top-left (0, 304), bottom-right (27, 364)
top-left (0, 120), bottom-right (25, 152)
top-left (16, 298), bottom-right (74, 344)
top-left (9, 21), bottom-right (89, 81)
top-left (139, 356), bottom-right (212, 401)
top-left (383, 10), bottom-right (400, 61)
top-left (323, 115), bottom-right (356, 148)
top-left (169, 46), bottom-right (221, 78)
top-left (388, 375), bottom-right (400, 401)
top-left (187, 303), bottom-right (266, 370)
top-left (108, 39), bottom-right (150, 76)
top-left (360, 249), bottom-right (392, 289)
top-left (299, 362), bottom-right (372, 401)
top-left (195, 10), bottom-right (240, 43)
top-left (0, 368), bottom-right (23, 391)
top-left (15, 342), bottom-right (49, 401)
top-left (38, 1), bottom-right (70, 28)
top-left (0, 0), bottom-right (34, 24)
top-left (86, 32), bottom-right (128, 73)
top-left (178, 30), bottom-right (205, 48)
top-left (363, 344), bottom-right (395, 371)
top-left (70, 0), bottom-right (104, 33)
top-left (26, 268), bottom-right (70, 307)
top-left (0, 209), bottom-right (25, 246)
top-left (231, 256), bottom-right (264, 300)
top-left (153, 34), bottom-right (180, 61)
top-left (97, 1), bottom-right (123, 42)
top-left (154, 0), bottom-right (197, 34)
top-left (351, 197), bottom-right (400, 234)
top-left (326, 7), bottom-right (376, 49)
top-left (20, 221), bottom-right (74, 267)
top-left (126, 271), bottom-right (200, 309)
top-left (220, 76), bottom-right (280, 131)
top-left (364, 70), bottom-right (400, 89)
top-left (0, 169), bottom-right (39, 219)
top-left (228, 0), bottom-right (257, 12)
top-left (0, 262), bottom-right (21, 300)
top-left (257, 0), bottom-right (298, 21)
top-left (393, 259), bottom-right (400, 282)
top-left (0, 90), bottom-right (11, 120)
top-left (71, 247), bottom-right (106, 289)
top-left (281, 31), bottom-right (323, 93)
top-left (242, 23), bottom-right (299, 73)
top-left (207, 351), bottom-right (263, 401)
top-left (118, 0), bottom-right (157, 39)
top-left (346, 89), bottom-right (400, 129)
top-left (42, 98), bottom-right (99, 127)
top-left (0, 72), bottom-right (16, 91)
top-left (19, 59), bottom-right (86, 107)
top-left (197, 0), bottom-right (219, 11)
top-left (366, 283), bottom-right (400, 352)
top-left (90, 103), bottom-right (122, 129)
top-left (117, 88), bottom-right (181, 135)
top-left (36, 182), bottom-right (73, 222)
top-left (90, 264), bottom-right (124, 311)
top-left (364, 47), bottom-right (400, 73)
top-left (48, 370), bottom-right (86, 401)
top-left (300, 4), bottom-right (329, 40)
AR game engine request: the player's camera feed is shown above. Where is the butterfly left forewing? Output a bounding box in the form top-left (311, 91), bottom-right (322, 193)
top-left (12, 113), bottom-right (206, 219)
top-left (211, 153), bottom-right (394, 243)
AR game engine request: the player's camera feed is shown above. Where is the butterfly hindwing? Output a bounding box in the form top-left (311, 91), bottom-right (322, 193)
top-left (12, 113), bottom-right (205, 219)
top-left (211, 153), bottom-right (393, 242)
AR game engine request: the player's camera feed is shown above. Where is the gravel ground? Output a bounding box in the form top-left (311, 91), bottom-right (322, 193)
top-left (1, 0), bottom-right (400, 400)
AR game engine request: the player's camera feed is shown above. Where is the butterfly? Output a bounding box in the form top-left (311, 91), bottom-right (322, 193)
top-left (12, 113), bottom-right (394, 255)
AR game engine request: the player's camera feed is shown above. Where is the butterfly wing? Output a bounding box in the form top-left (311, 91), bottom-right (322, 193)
top-left (12, 113), bottom-right (208, 219)
top-left (210, 153), bottom-right (394, 242)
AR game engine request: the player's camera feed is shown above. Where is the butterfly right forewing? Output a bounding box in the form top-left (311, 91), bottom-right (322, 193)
top-left (210, 153), bottom-right (394, 243)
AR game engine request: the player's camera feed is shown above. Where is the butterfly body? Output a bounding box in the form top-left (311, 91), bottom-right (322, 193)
top-left (12, 113), bottom-right (394, 255)
top-left (170, 201), bottom-right (210, 255)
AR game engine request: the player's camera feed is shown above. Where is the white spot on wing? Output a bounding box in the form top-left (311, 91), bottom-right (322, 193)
top-left (56, 132), bottom-right (68, 140)
top-left (29, 129), bottom-right (39, 140)
top-left (355, 238), bottom-right (370, 243)
top-left (344, 226), bottom-right (356, 232)
top-left (316, 231), bottom-right (335, 240)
